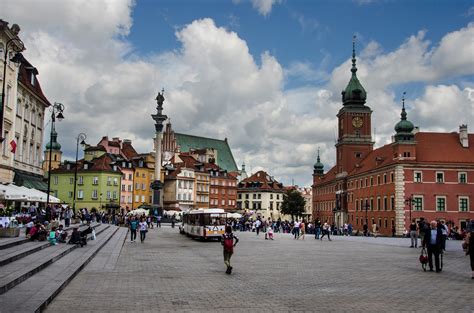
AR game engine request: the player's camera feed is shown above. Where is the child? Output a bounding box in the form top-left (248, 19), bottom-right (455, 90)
top-left (48, 227), bottom-right (57, 245)
top-left (267, 226), bottom-right (274, 240)
top-left (221, 225), bottom-right (239, 274)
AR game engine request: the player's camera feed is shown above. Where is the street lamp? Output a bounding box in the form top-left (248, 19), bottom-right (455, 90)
top-left (405, 195), bottom-right (415, 223)
top-left (364, 200), bottom-right (370, 236)
top-left (1, 37), bottom-right (25, 143)
top-left (46, 102), bottom-right (65, 208)
top-left (73, 133), bottom-right (87, 211)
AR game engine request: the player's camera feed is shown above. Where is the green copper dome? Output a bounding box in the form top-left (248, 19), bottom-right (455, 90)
top-left (342, 40), bottom-right (367, 105)
top-left (394, 95), bottom-right (415, 142)
top-left (313, 150), bottom-right (324, 175)
top-left (46, 129), bottom-right (62, 151)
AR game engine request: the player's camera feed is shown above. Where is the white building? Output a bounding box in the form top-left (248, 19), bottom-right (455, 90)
top-left (0, 20), bottom-right (50, 190)
top-left (237, 170), bottom-right (286, 220)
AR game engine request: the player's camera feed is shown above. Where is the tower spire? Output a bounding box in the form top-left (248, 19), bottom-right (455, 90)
top-left (351, 35), bottom-right (357, 74)
top-left (317, 147), bottom-right (321, 163)
top-left (401, 91), bottom-right (407, 120)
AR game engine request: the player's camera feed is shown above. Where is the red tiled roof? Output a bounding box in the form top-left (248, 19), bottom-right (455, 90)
top-left (122, 142), bottom-right (139, 159)
top-left (315, 165), bottom-right (337, 184)
top-left (347, 131), bottom-right (474, 176)
top-left (240, 170), bottom-right (283, 190)
top-left (18, 58), bottom-right (51, 107)
top-left (415, 132), bottom-right (474, 163)
top-left (51, 153), bottom-right (121, 174)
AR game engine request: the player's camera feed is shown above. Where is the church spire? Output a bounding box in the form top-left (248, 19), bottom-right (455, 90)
top-left (341, 35), bottom-right (367, 105)
top-left (313, 147), bottom-right (324, 175)
top-left (394, 92), bottom-right (415, 142)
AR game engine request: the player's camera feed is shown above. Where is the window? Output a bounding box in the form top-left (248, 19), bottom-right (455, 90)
top-left (377, 175), bottom-right (381, 185)
top-left (92, 190), bottom-right (98, 199)
top-left (53, 176), bottom-right (58, 185)
top-left (390, 172), bottom-right (394, 183)
top-left (253, 194), bottom-right (256, 199)
top-left (436, 196), bottom-right (446, 211)
top-left (93, 177), bottom-right (99, 185)
top-left (141, 195), bottom-right (145, 202)
top-left (107, 177), bottom-right (112, 186)
top-left (128, 185), bottom-right (132, 192)
top-left (106, 191), bottom-right (111, 200)
top-left (459, 197), bottom-right (469, 212)
top-left (78, 176), bottom-right (84, 185)
top-left (458, 172), bottom-right (467, 184)
top-left (436, 172), bottom-right (444, 183)
top-left (383, 174), bottom-right (387, 184)
top-left (68, 191), bottom-right (73, 199)
top-left (112, 191), bottom-right (117, 200)
top-left (122, 184), bottom-right (125, 192)
top-left (16, 100), bottom-right (22, 116)
top-left (391, 196), bottom-right (395, 211)
top-left (414, 171), bottom-right (422, 183)
top-left (113, 178), bottom-right (118, 186)
top-left (413, 196), bottom-right (423, 211)
top-left (129, 174), bottom-right (133, 180)
top-left (384, 197), bottom-right (388, 211)
top-left (84, 163), bottom-right (88, 170)
top-left (377, 197), bottom-right (381, 211)
top-left (69, 177), bottom-right (74, 184)
top-left (2, 131), bottom-right (8, 156)
top-left (277, 194), bottom-right (280, 200)
top-left (78, 190), bottom-right (84, 199)
top-left (135, 195), bottom-right (140, 202)
top-left (270, 194), bottom-right (273, 199)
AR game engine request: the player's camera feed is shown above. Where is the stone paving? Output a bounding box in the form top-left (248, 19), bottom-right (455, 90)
top-left (45, 227), bottom-right (473, 313)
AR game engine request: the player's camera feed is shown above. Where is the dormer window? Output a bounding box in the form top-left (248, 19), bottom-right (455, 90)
top-left (113, 165), bottom-right (117, 171)
top-left (84, 163), bottom-right (89, 170)
top-left (30, 73), bottom-right (35, 86)
top-left (122, 162), bottom-right (126, 168)
top-left (66, 163), bottom-right (70, 170)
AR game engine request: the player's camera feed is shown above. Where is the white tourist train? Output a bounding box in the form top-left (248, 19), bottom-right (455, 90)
top-left (180, 208), bottom-right (227, 240)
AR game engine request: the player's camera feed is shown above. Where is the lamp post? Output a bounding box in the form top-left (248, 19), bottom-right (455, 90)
top-left (99, 193), bottom-right (103, 211)
top-left (73, 133), bottom-right (87, 211)
top-left (1, 37), bottom-right (24, 143)
top-left (46, 102), bottom-right (65, 208)
top-left (364, 199), bottom-right (370, 236)
top-left (405, 195), bottom-right (415, 223)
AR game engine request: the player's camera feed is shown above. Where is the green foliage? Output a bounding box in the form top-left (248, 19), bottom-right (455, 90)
top-left (280, 189), bottom-right (306, 220)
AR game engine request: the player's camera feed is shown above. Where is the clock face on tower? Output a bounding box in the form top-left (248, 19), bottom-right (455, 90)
top-left (352, 116), bottom-right (363, 128)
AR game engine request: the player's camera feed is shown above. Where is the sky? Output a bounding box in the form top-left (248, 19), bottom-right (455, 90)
top-left (2, 0), bottom-right (474, 187)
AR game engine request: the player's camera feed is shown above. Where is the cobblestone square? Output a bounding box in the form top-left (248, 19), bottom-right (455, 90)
top-left (46, 227), bottom-right (473, 313)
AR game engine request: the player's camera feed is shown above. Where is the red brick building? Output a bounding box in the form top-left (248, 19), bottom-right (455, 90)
top-left (313, 45), bottom-right (474, 235)
top-left (207, 162), bottom-right (238, 211)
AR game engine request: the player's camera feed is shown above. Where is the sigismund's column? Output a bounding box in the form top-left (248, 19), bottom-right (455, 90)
top-left (151, 89), bottom-right (167, 214)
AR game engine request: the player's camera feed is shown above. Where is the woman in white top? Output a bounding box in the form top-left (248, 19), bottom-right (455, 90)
top-left (139, 218), bottom-right (148, 243)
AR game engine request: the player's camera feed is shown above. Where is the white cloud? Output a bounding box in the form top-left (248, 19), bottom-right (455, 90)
top-left (233, 0), bottom-right (282, 16)
top-left (2, 1), bottom-right (473, 188)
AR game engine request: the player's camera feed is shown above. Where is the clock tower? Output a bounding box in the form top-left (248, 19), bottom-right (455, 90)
top-left (335, 38), bottom-right (374, 175)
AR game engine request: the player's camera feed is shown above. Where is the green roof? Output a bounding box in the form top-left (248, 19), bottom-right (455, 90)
top-left (175, 133), bottom-right (238, 172)
top-left (14, 171), bottom-right (48, 192)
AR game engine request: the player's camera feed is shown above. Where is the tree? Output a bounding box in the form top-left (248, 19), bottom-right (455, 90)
top-left (280, 189), bottom-right (306, 220)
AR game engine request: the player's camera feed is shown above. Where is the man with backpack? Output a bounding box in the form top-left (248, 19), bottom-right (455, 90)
top-left (222, 225), bottom-right (239, 274)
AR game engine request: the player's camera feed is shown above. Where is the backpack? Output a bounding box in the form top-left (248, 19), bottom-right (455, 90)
top-left (223, 235), bottom-right (234, 252)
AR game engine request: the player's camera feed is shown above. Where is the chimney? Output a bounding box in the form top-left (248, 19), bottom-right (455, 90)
top-left (123, 139), bottom-right (132, 145)
top-left (459, 124), bottom-right (468, 148)
top-left (112, 137), bottom-right (120, 142)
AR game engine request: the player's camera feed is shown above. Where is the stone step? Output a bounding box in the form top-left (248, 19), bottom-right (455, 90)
top-left (0, 226), bottom-right (123, 313)
top-left (0, 222), bottom-right (99, 250)
top-left (0, 224), bottom-right (102, 267)
top-left (0, 225), bottom-right (109, 295)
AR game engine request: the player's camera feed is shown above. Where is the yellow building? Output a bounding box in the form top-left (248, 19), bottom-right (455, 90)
top-left (195, 171), bottom-right (210, 209)
top-left (132, 153), bottom-right (155, 209)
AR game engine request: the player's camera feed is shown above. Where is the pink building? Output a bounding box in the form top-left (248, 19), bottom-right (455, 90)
top-left (97, 137), bottom-right (138, 211)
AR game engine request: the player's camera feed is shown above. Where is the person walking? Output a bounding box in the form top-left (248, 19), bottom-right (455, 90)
top-left (423, 220), bottom-right (443, 272)
top-left (463, 220), bottom-right (474, 279)
top-left (320, 222), bottom-right (331, 241)
top-left (409, 219), bottom-right (418, 248)
top-left (139, 218), bottom-right (148, 243)
top-left (439, 220), bottom-right (448, 251)
top-left (129, 216), bottom-right (139, 242)
top-left (372, 222), bottom-right (378, 238)
top-left (156, 215), bottom-right (162, 228)
top-left (64, 206), bottom-right (72, 228)
top-left (314, 219), bottom-right (321, 240)
top-left (293, 220), bottom-right (300, 239)
top-left (299, 220), bottom-right (305, 240)
top-left (255, 218), bottom-right (262, 236)
top-left (221, 225), bottom-right (239, 274)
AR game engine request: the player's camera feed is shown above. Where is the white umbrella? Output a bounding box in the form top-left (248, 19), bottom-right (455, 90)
top-left (227, 212), bottom-right (242, 219)
top-left (0, 184), bottom-right (29, 201)
top-left (127, 208), bottom-right (149, 216)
